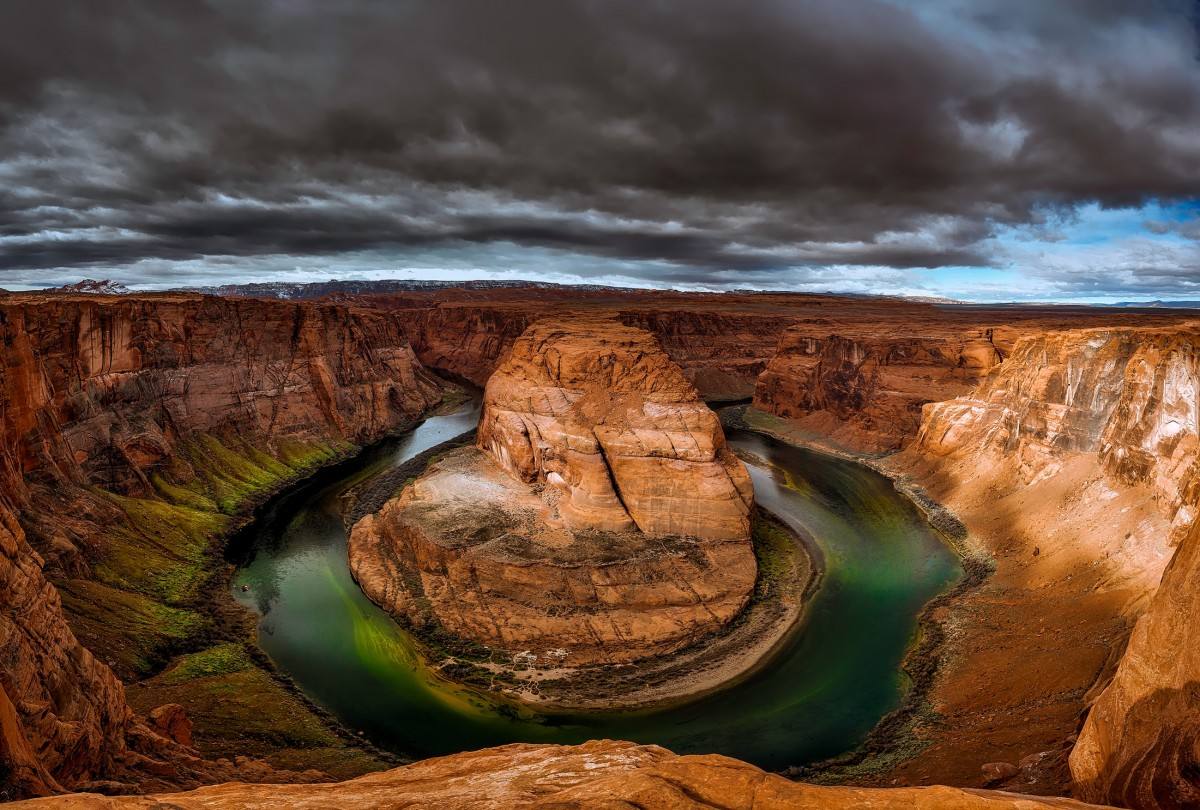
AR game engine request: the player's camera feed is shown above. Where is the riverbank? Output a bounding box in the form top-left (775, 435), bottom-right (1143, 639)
top-left (720, 406), bottom-right (992, 781)
top-left (483, 506), bottom-right (821, 711)
top-left (727, 405), bottom-right (1136, 797)
top-left (124, 395), bottom-right (474, 779)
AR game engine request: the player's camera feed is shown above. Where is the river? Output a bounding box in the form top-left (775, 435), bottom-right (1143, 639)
top-left (230, 400), bottom-right (960, 770)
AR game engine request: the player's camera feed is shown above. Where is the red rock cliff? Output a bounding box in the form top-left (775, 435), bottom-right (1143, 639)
top-left (754, 325), bottom-right (1007, 453)
top-left (398, 300), bottom-right (786, 399)
top-left (0, 293), bottom-right (444, 797)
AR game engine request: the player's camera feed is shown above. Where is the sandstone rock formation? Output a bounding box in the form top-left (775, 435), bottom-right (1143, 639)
top-left (147, 706), bottom-right (192, 749)
top-left (9, 740), bottom-right (1116, 809)
top-left (350, 317), bottom-right (756, 668)
top-left (917, 326), bottom-right (1200, 545)
top-left (753, 326), bottom-right (1009, 453)
top-left (1070, 519), bottom-right (1200, 809)
top-left (399, 297), bottom-right (787, 400)
top-left (9, 283), bottom-right (1200, 805)
top-left (859, 325), bottom-right (1200, 793)
top-left (0, 293), bottom-right (445, 796)
top-left (476, 317), bottom-right (753, 541)
top-left (372, 284), bottom-right (1191, 453)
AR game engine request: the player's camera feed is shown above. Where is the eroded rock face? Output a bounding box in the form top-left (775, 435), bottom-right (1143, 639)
top-left (350, 317), bottom-right (756, 667)
top-left (477, 317), bottom-right (753, 541)
top-left (401, 300), bottom-right (786, 400)
top-left (754, 327), bottom-right (1007, 453)
top-left (917, 327), bottom-right (1200, 544)
top-left (10, 740), bottom-right (1116, 809)
top-left (1070, 517), bottom-right (1200, 809)
top-left (870, 326), bottom-right (1200, 793)
top-left (0, 293), bottom-right (445, 796)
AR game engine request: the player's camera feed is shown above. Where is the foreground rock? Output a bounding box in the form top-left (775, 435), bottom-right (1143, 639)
top-left (350, 317), bottom-right (756, 670)
top-left (11, 740), bottom-right (1116, 809)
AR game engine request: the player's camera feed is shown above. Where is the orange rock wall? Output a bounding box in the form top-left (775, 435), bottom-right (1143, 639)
top-left (0, 294), bottom-right (444, 797)
top-left (754, 326), bottom-right (1007, 452)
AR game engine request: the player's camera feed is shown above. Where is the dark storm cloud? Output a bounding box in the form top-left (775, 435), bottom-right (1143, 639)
top-left (1, 0), bottom-right (1199, 291)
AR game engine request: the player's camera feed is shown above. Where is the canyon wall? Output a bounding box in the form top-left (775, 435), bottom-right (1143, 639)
top-left (1070, 518), bottom-right (1200, 809)
top-left (868, 325), bottom-right (1198, 794)
top-left (11, 740), bottom-right (1114, 809)
top-left (916, 326), bottom-right (1199, 547)
top-left (398, 301), bottom-right (787, 399)
top-left (1066, 333), bottom-right (1200, 809)
top-left (753, 324), bottom-right (1009, 453)
top-left (0, 293), bottom-right (445, 797)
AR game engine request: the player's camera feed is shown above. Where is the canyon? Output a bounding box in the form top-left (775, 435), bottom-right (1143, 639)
top-left (3, 283), bottom-right (1200, 809)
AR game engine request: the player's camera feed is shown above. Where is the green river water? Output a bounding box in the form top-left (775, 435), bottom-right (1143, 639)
top-left (230, 401), bottom-right (960, 770)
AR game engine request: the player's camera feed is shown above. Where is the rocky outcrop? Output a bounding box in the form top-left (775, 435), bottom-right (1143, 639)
top-left (9, 740), bottom-right (1116, 809)
top-left (146, 707), bottom-right (192, 749)
top-left (0, 293), bottom-right (445, 796)
top-left (350, 317), bottom-right (756, 669)
top-left (476, 317), bottom-right (753, 540)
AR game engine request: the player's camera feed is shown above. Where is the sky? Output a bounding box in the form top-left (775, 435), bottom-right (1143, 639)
top-left (2, 0), bottom-right (1200, 301)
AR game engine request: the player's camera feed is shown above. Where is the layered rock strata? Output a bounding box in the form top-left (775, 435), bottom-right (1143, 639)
top-left (753, 326), bottom-right (1010, 453)
top-left (350, 317), bottom-right (756, 668)
top-left (476, 318), bottom-right (754, 541)
top-left (400, 300), bottom-right (786, 399)
top-left (864, 326), bottom-right (1200, 793)
top-left (10, 740), bottom-right (1116, 809)
top-left (373, 285), bottom-right (1192, 451)
top-left (0, 293), bottom-right (445, 796)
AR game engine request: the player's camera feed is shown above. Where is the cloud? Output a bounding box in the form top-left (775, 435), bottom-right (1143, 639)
top-left (0, 0), bottom-right (1199, 297)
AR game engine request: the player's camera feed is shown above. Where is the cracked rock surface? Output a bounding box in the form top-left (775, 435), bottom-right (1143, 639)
top-left (349, 317), bottom-right (756, 668)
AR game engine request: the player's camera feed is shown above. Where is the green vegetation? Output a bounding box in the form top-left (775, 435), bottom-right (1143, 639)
top-left (752, 514), bottom-right (795, 587)
top-left (94, 492), bottom-right (229, 605)
top-left (170, 434), bottom-right (348, 515)
top-left (127, 643), bottom-right (393, 779)
top-left (57, 578), bottom-right (207, 677)
top-left (159, 642), bottom-right (254, 685)
top-left (55, 432), bottom-right (359, 682)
